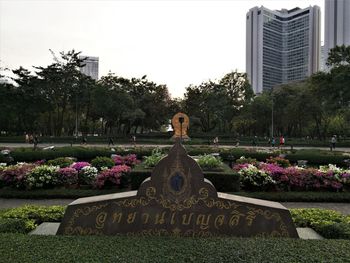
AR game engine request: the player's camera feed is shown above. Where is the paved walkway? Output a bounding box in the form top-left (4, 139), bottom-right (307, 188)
top-left (0, 198), bottom-right (349, 215)
top-left (1, 142), bottom-right (350, 152)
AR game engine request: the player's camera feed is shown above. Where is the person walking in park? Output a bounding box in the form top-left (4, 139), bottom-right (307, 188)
top-left (330, 135), bottom-right (337, 151)
top-left (33, 135), bottom-right (39, 150)
top-left (271, 137), bottom-right (275, 148)
top-left (213, 137), bottom-right (219, 147)
top-left (108, 137), bottom-right (114, 147)
top-left (279, 135), bottom-right (285, 148)
top-left (25, 133), bottom-right (29, 143)
top-left (252, 136), bottom-right (257, 147)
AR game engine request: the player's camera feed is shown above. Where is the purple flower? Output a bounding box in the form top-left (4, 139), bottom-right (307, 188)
top-left (71, 162), bottom-right (91, 171)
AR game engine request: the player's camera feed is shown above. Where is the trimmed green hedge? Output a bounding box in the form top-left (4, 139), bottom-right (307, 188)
top-left (130, 163), bottom-right (240, 192)
top-left (4, 145), bottom-right (349, 167)
top-left (233, 191), bottom-right (350, 202)
top-left (1, 234), bottom-right (350, 263)
top-left (0, 188), bottom-right (119, 199)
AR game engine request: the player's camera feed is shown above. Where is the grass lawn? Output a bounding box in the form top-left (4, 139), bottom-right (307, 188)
top-left (1, 234), bottom-right (350, 263)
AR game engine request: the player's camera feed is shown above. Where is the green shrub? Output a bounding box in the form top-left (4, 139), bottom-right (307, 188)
top-left (91, 156), bottom-right (115, 170)
top-left (317, 222), bottom-right (350, 239)
top-left (196, 154), bottom-right (222, 170)
top-left (290, 208), bottom-right (350, 239)
top-left (1, 205), bottom-right (65, 224)
top-left (47, 157), bottom-right (75, 168)
top-left (0, 218), bottom-right (35, 233)
top-left (235, 157), bottom-right (258, 165)
top-left (0, 205), bottom-right (66, 234)
top-left (291, 208), bottom-right (345, 228)
top-left (143, 148), bottom-right (166, 168)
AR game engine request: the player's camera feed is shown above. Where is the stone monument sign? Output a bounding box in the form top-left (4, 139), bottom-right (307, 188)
top-left (57, 138), bottom-right (298, 237)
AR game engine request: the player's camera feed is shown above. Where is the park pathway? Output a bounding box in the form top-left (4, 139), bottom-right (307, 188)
top-left (0, 198), bottom-right (349, 215)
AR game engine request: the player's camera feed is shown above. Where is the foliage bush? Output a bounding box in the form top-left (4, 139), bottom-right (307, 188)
top-left (47, 157), bottom-right (75, 168)
top-left (0, 205), bottom-right (66, 233)
top-left (266, 156), bottom-right (291, 167)
top-left (143, 148), bottom-right (166, 168)
top-left (91, 157), bottom-right (115, 171)
top-left (196, 154), bottom-right (223, 170)
top-left (290, 208), bottom-right (350, 239)
top-left (0, 218), bottom-right (34, 233)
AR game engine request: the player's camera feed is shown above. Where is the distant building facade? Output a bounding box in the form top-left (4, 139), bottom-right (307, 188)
top-left (324, 0), bottom-right (350, 66)
top-left (79, 56), bottom-right (99, 80)
top-left (246, 6), bottom-right (320, 94)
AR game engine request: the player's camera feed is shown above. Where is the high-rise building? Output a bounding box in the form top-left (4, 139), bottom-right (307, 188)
top-left (324, 0), bottom-right (350, 65)
top-left (246, 6), bottom-right (320, 94)
top-left (79, 56), bottom-right (99, 80)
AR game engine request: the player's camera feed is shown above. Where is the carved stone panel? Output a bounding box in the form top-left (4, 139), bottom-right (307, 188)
top-left (57, 139), bottom-right (298, 238)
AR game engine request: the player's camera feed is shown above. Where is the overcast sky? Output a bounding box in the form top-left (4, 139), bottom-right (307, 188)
top-left (0, 0), bottom-right (324, 98)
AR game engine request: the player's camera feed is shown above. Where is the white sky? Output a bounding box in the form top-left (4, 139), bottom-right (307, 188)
top-left (0, 0), bottom-right (324, 98)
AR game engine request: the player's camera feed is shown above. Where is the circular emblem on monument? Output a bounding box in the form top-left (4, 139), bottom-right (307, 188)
top-left (167, 171), bottom-right (188, 196)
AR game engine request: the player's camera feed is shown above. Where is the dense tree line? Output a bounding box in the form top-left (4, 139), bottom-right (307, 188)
top-left (0, 46), bottom-right (349, 138)
top-left (0, 50), bottom-right (174, 136)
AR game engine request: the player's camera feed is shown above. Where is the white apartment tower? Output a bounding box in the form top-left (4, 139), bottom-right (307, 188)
top-left (246, 6), bottom-right (320, 94)
top-left (79, 56), bottom-right (99, 80)
top-left (324, 0), bottom-right (350, 64)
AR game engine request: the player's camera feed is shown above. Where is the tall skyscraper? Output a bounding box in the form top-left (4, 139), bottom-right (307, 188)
top-left (324, 0), bottom-right (350, 65)
top-left (79, 56), bottom-right (99, 80)
top-left (246, 6), bottom-right (320, 94)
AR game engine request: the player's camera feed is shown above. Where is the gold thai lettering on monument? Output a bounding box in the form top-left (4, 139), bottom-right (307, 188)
top-left (214, 215), bottom-right (225, 229)
top-left (95, 212), bottom-right (108, 229)
top-left (127, 212), bottom-right (137, 224)
top-left (141, 213), bottom-right (150, 224)
top-left (182, 213), bottom-right (194, 225)
top-left (245, 211), bottom-right (257, 226)
top-left (170, 212), bottom-right (176, 225)
top-left (196, 214), bottom-right (212, 230)
top-left (229, 210), bottom-right (245, 227)
top-left (155, 212), bottom-right (166, 224)
top-left (65, 203), bottom-right (108, 233)
top-left (112, 212), bottom-right (122, 223)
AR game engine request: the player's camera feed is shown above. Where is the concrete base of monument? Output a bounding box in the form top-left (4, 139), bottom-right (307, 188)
top-left (30, 222), bottom-right (60, 235)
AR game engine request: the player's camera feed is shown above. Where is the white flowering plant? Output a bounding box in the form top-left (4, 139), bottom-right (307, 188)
top-left (238, 164), bottom-right (276, 190)
top-left (25, 165), bottom-right (60, 189)
top-left (79, 166), bottom-right (98, 185)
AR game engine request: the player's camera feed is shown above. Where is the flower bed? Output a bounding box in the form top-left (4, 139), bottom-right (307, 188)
top-left (0, 154), bottom-right (139, 190)
top-left (234, 157), bottom-right (350, 192)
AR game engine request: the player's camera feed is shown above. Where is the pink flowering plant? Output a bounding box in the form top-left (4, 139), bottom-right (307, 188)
top-left (234, 157), bottom-right (350, 192)
top-left (0, 163), bottom-right (36, 189)
top-left (58, 167), bottom-right (79, 185)
top-left (112, 154), bottom-right (140, 167)
top-left (95, 165), bottom-right (131, 189)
